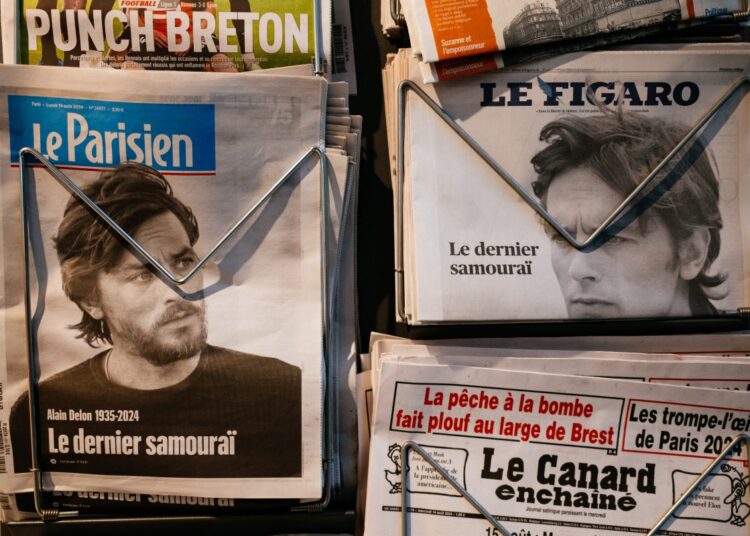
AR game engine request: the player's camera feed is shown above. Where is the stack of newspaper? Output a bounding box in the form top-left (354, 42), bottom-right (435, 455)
top-left (0, 58), bottom-right (361, 519)
top-left (386, 0), bottom-right (748, 83)
top-left (359, 332), bottom-right (750, 535)
top-left (383, 43), bottom-right (750, 325)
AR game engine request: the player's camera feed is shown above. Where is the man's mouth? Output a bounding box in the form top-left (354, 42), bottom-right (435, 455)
top-left (159, 306), bottom-right (200, 326)
top-left (569, 296), bottom-right (617, 317)
top-left (572, 296), bottom-right (613, 305)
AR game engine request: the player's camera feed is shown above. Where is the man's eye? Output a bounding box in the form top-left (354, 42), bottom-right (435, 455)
top-left (175, 257), bottom-right (197, 270)
top-left (604, 235), bottom-right (628, 247)
top-left (132, 271), bottom-right (153, 282)
top-left (548, 229), bottom-right (574, 247)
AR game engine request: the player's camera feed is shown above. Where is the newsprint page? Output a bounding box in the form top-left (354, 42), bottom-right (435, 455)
top-left (0, 65), bottom-right (325, 499)
top-left (365, 361), bottom-right (750, 536)
top-left (397, 45), bottom-right (750, 323)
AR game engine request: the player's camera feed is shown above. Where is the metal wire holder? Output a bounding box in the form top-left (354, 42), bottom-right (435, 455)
top-left (400, 433), bottom-right (750, 535)
top-left (313, 0), bottom-right (326, 76)
top-left (18, 144), bottom-right (332, 521)
top-left (395, 75), bottom-right (750, 323)
top-left (390, 0), bottom-right (405, 27)
top-left (400, 441), bottom-right (510, 536)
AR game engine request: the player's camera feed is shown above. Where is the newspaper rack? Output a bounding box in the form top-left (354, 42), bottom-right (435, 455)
top-left (400, 433), bottom-right (750, 536)
top-left (16, 144), bottom-right (333, 522)
top-left (394, 76), bottom-right (750, 324)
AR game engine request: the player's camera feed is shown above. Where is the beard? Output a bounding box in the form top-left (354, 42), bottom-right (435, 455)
top-left (115, 301), bottom-right (208, 366)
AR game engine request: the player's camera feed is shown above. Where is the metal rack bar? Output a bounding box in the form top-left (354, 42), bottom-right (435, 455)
top-left (646, 432), bottom-right (750, 535)
top-left (390, 0), bottom-right (404, 27)
top-left (400, 441), bottom-right (510, 536)
top-left (313, 0), bottom-right (326, 76)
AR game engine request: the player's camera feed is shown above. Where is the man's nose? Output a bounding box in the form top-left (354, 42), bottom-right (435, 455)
top-left (152, 274), bottom-right (183, 302)
top-left (567, 249), bottom-right (601, 283)
top-left (172, 269), bottom-right (204, 299)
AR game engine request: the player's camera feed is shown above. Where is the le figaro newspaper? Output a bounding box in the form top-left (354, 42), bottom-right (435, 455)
top-left (0, 0), bottom-right (329, 71)
top-left (395, 44), bottom-right (750, 324)
top-left (0, 64), bottom-right (327, 499)
top-left (365, 360), bottom-right (750, 536)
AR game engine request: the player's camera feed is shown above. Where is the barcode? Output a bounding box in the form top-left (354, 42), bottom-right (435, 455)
top-left (331, 24), bottom-right (347, 75)
top-left (0, 422), bottom-right (8, 474)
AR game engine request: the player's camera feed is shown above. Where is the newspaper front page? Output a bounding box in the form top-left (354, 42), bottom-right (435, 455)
top-left (365, 360), bottom-right (750, 535)
top-left (0, 64), bottom-right (326, 499)
top-left (358, 346), bottom-right (750, 512)
top-left (1, 0), bottom-right (330, 72)
top-left (402, 0), bottom-right (744, 64)
top-left (392, 44), bottom-right (750, 323)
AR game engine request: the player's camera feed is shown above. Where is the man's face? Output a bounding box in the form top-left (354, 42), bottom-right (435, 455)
top-left (545, 166), bottom-right (689, 319)
top-left (87, 211), bottom-right (207, 365)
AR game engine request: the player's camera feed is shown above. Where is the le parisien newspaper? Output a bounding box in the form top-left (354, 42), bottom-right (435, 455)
top-left (384, 44), bottom-right (750, 324)
top-left (0, 64), bottom-right (328, 501)
top-left (364, 358), bottom-right (750, 535)
top-left (401, 0), bottom-right (745, 66)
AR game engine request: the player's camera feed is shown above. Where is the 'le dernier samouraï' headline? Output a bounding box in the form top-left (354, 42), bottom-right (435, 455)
top-left (25, 9), bottom-right (309, 55)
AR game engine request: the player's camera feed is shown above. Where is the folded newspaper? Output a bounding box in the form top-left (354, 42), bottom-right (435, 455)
top-left (399, 0), bottom-right (746, 66)
top-left (0, 64), bottom-right (335, 502)
top-left (413, 20), bottom-right (743, 84)
top-left (384, 44), bottom-right (750, 324)
top-left (356, 333), bottom-right (750, 526)
top-left (365, 358), bottom-right (750, 535)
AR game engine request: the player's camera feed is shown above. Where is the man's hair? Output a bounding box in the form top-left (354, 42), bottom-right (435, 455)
top-left (55, 162), bottom-right (199, 346)
top-left (530, 111), bottom-right (726, 315)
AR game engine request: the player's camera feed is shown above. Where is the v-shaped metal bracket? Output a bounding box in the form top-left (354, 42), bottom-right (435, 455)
top-left (18, 145), bottom-right (330, 520)
top-left (395, 75), bottom-right (750, 323)
top-left (400, 441), bottom-right (511, 536)
top-left (646, 431), bottom-right (750, 535)
top-left (400, 433), bottom-right (750, 535)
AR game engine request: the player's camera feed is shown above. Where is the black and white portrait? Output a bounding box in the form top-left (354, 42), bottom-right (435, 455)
top-left (531, 111), bottom-right (729, 319)
top-left (9, 162), bottom-right (303, 479)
